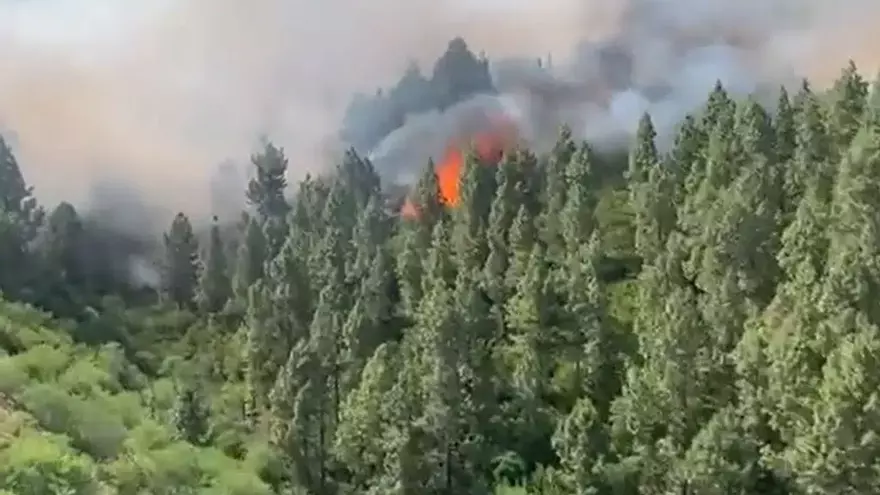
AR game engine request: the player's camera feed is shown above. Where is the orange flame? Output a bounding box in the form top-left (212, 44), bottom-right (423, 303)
top-left (402, 114), bottom-right (517, 218)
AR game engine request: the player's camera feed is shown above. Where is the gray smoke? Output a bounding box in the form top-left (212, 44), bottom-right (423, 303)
top-left (366, 94), bottom-right (523, 183)
top-left (367, 0), bottom-right (880, 176)
top-left (2, 0), bottom-right (879, 224)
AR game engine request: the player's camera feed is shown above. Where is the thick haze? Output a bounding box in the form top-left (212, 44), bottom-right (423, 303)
top-left (2, 0), bottom-right (879, 225)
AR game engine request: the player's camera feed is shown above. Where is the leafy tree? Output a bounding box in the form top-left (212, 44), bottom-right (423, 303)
top-left (0, 431), bottom-right (99, 494)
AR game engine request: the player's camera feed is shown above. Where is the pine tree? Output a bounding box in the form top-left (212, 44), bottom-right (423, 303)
top-left (161, 212), bottom-right (199, 308)
top-left (243, 280), bottom-right (290, 411)
top-left (349, 195), bottom-right (391, 289)
top-left (540, 125), bottom-right (576, 264)
top-left (431, 37), bottom-right (495, 109)
top-left (297, 286), bottom-right (344, 494)
top-left (342, 245), bottom-right (395, 388)
top-left (0, 135), bottom-right (42, 298)
top-left (247, 141), bottom-right (290, 258)
top-left (40, 202), bottom-right (87, 290)
top-left (627, 113), bottom-right (658, 187)
top-left (268, 342), bottom-right (308, 452)
top-left (333, 342), bottom-right (402, 490)
top-left (774, 86), bottom-right (796, 166)
top-left (483, 148), bottom-right (531, 303)
top-left (629, 114), bottom-right (671, 262)
top-left (390, 62), bottom-right (435, 116)
top-left (828, 61), bottom-right (869, 159)
top-left (561, 141), bottom-right (596, 254)
top-left (752, 186), bottom-right (830, 456)
top-left (506, 243), bottom-right (553, 366)
top-left (701, 80), bottom-right (736, 133)
top-left (233, 217), bottom-right (268, 302)
top-left (818, 124), bottom-right (880, 327)
top-left (247, 141), bottom-right (290, 222)
top-left (552, 396), bottom-right (609, 493)
top-left (310, 224), bottom-right (348, 317)
top-left (452, 150), bottom-right (495, 276)
top-left (266, 232), bottom-right (313, 349)
top-left (269, 341), bottom-right (333, 494)
top-left (197, 216), bottom-right (232, 313)
top-left (453, 268), bottom-right (497, 481)
top-left (505, 204), bottom-right (537, 295)
top-left (412, 158), bottom-right (446, 227)
top-left (396, 160), bottom-right (444, 315)
top-left (563, 232), bottom-right (617, 416)
top-left (172, 386), bottom-right (211, 446)
top-left (415, 218), bottom-right (486, 492)
top-left (866, 70), bottom-right (880, 126)
top-left (784, 322), bottom-right (880, 492)
top-left (675, 406), bottom-right (767, 493)
top-left (337, 148), bottom-right (382, 211)
top-left (716, 98), bottom-right (782, 303)
top-left (671, 114), bottom-right (704, 204)
top-left (785, 81), bottom-right (833, 214)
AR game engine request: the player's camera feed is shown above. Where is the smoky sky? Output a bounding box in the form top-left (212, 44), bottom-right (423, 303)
top-left (2, 0), bottom-right (879, 225)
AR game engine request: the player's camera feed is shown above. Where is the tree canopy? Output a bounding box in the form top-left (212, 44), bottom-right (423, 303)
top-left (0, 50), bottom-right (878, 494)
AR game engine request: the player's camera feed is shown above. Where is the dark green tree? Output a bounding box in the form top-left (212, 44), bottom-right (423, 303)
top-left (40, 202), bottom-right (87, 290)
top-left (828, 60), bottom-right (868, 159)
top-left (197, 216), bottom-right (232, 313)
top-left (161, 212), bottom-right (199, 308)
top-left (396, 160), bottom-right (444, 316)
top-left (540, 125), bottom-right (576, 264)
top-left (247, 141), bottom-right (290, 222)
top-left (0, 135), bottom-right (42, 298)
top-left (248, 141), bottom-right (290, 257)
top-left (233, 217), bottom-right (268, 302)
top-left (431, 37), bottom-right (495, 109)
top-left (172, 385), bottom-right (212, 446)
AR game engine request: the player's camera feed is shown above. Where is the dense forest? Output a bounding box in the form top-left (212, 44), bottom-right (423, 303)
top-left (1, 37), bottom-right (880, 494)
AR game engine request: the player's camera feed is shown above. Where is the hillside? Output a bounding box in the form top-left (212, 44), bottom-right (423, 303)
top-left (1, 41), bottom-right (880, 494)
top-left (0, 300), bottom-right (275, 494)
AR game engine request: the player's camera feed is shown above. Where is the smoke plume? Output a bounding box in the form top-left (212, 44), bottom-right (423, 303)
top-left (2, 0), bottom-right (879, 224)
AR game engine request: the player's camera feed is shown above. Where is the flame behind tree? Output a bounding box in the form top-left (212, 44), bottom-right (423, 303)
top-left (401, 113), bottom-right (518, 218)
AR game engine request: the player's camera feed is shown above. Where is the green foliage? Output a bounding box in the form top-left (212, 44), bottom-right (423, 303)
top-left (0, 57), bottom-right (878, 494)
top-left (0, 300), bottom-right (271, 493)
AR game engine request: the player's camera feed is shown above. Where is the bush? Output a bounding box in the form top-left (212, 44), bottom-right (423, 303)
top-left (18, 383), bottom-right (127, 459)
top-left (0, 429), bottom-right (99, 494)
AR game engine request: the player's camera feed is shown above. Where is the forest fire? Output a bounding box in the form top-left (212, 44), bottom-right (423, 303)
top-left (401, 113), bottom-right (518, 218)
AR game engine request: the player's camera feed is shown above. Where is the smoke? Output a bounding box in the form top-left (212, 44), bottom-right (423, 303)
top-left (368, 0), bottom-right (880, 174)
top-left (2, 0), bottom-right (879, 226)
